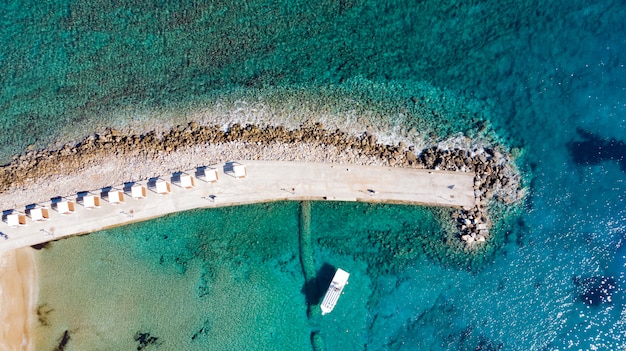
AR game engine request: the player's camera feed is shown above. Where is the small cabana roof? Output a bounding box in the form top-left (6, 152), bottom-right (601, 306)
top-left (6, 213), bottom-right (26, 227)
top-left (196, 167), bottom-right (219, 182)
top-left (233, 164), bottom-right (247, 178)
top-left (179, 173), bottom-right (195, 189)
top-left (155, 180), bottom-right (171, 195)
top-left (56, 200), bottom-right (75, 214)
top-left (83, 194), bottom-right (101, 209)
top-left (30, 207), bottom-right (50, 221)
top-left (107, 190), bottom-right (125, 204)
top-left (131, 184), bottom-right (147, 199)
top-left (205, 168), bottom-right (218, 182)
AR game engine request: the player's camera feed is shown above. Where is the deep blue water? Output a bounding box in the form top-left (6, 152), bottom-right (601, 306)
top-left (2, 0), bottom-right (625, 350)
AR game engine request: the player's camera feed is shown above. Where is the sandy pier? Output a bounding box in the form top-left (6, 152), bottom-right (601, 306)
top-left (0, 160), bottom-right (475, 253)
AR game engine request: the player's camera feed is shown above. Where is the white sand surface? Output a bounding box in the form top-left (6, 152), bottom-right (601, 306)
top-left (0, 248), bottom-right (36, 351)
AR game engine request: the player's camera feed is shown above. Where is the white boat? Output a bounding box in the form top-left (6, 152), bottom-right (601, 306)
top-left (320, 268), bottom-right (350, 315)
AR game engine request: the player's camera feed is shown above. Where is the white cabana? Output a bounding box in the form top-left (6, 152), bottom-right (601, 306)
top-left (30, 208), bottom-right (50, 221)
top-left (56, 200), bottom-right (75, 214)
top-left (131, 184), bottom-right (147, 199)
top-left (233, 164), bottom-right (247, 178)
top-left (205, 168), bottom-right (219, 182)
top-left (196, 168), bottom-right (218, 182)
top-left (179, 174), bottom-right (195, 189)
top-left (107, 190), bottom-right (125, 204)
top-left (83, 194), bottom-right (101, 209)
top-left (6, 213), bottom-right (26, 227)
top-left (155, 180), bottom-right (171, 195)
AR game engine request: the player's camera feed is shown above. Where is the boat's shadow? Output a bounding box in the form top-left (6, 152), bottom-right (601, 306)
top-left (302, 263), bottom-right (336, 309)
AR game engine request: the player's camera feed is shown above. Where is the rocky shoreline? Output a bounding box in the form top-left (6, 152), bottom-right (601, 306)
top-left (0, 121), bottom-right (523, 247)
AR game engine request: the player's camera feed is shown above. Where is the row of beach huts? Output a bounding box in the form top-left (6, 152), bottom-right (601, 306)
top-left (1, 162), bottom-right (247, 232)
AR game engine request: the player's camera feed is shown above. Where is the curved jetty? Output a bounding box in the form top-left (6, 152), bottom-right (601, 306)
top-left (0, 160), bottom-right (475, 253)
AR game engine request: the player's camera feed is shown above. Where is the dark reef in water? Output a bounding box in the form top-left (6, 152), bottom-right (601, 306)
top-left (36, 303), bottom-right (53, 327)
top-left (310, 330), bottom-right (326, 351)
top-left (380, 294), bottom-right (504, 350)
top-left (134, 331), bottom-right (162, 350)
top-left (567, 128), bottom-right (626, 171)
top-left (196, 269), bottom-right (213, 298)
top-left (191, 319), bottom-right (211, 342)
top-left (573, 275), bottom-right (617, 306)
top-left (53, 330), bottom-right (70, 351)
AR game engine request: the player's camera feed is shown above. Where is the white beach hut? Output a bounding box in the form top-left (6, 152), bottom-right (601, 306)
top-left (29, 207), bottom-right (50, 221)
top-left (233, 164), bottom-right (247, 178)
top-left (56, 200), bottom-right (75, 215)
top-left (196, 168), bottom-right (219, 182)
top-left (205, 168), bottom-right (219, 182)
top-left (6, 213), bottom-right (26, 228)
top-left (83, 194), bottom-right (101, 209)
top-left (179, 173), bottom-right (195, 189)
top-left (155, 180), bottom-right (171, 195)
top-left (107, 190), bottom-right (125, 204)
top-left (131, 184), bottom-right (147, 199)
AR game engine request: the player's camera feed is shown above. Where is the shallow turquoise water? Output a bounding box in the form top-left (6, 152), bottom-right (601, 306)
top-left (34, 202), bottom-right (464, 350)
top-left (35, 203), bottom-right (309, 350)
top-left (3, 0), bottom-right (625, 350)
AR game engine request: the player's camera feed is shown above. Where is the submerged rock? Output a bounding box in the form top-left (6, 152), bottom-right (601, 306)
top-left (53, 330), bottom-right (70, 351)
top-left (573, 275), bottom-right (617, 306)
top-left (567, 128), bottom-right (626, 171)
top-left (134, 331), bottom-right (162, 350)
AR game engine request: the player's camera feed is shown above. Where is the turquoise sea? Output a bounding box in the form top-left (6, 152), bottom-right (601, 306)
top-left (2, 1), bottom-right (625, 350)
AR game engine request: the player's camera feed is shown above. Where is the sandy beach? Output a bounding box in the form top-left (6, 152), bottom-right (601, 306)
top-left (0, 248), bottom-right (35, 351)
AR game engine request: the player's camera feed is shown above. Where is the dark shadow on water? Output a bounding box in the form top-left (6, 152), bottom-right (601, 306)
top-left (31, 242), bottom-right (50, 250)
top-left (567, 128), bottom-right (626, 172)
top-left (302, 263), bottom-right (336, 308)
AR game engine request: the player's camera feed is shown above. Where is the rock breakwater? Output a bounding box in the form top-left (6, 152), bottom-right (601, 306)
top-left (0, 122), bottom-right (523, 247)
